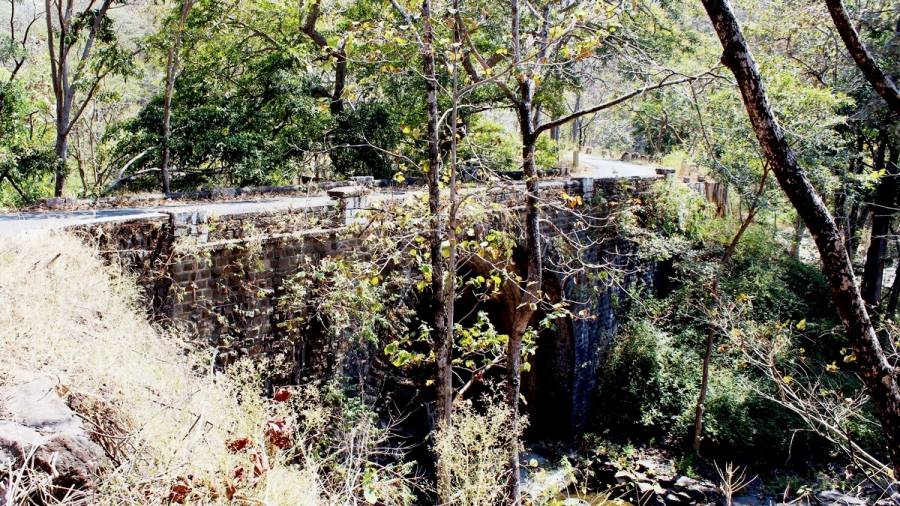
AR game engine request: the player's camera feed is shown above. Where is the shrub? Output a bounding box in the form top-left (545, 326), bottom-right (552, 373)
top-left (535, 134), bottom-right (560, 170)
top-left (595, 320), bottom-right (698, 440)
top-left (642, 179), bottom-right (718, 242)
top-left (459, 118), bottom-right (519, 174)
top-left (434, 394), bottom-right (524, 505)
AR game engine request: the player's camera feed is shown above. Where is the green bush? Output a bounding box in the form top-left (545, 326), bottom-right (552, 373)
top-left (642, 179), bottom-right (718, 241)
top-left (595, 318), bottom-right (817, 464)
top-left (535, 134), bottom-right (560, 170)
top-left (595, 320), bottom-right (698, 440)
top-left (725, 224), bottom-right (831, 322)
top-left (459, 118), bottom-right (519, 174)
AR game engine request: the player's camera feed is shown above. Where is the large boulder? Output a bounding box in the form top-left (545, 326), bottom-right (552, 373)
top-left (0, 378), bottom-right (106, 499)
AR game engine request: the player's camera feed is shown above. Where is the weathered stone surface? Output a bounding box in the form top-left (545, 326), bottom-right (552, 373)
top-left (78, 176), bottom-right (664, 433)
top-left (672, 475), bottom-right (717, 501)
top-left (816, 490), bottom-right (868, 505)
top-left (0, 378), bottom-right (105, 494)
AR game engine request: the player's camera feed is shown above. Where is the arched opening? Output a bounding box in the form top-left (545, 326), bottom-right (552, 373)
top-left (455, 253), bottom-right (577, 441)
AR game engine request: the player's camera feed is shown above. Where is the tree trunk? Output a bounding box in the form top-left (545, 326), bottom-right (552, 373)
top-left (824, 0), bottom-right (900, 114)
top-left (836, 136), bottom-right (865, 252)
top-left (160, 0), bottom-right (194, 194)
top-left (888, 238), bottom-right (900, 318)
top-left (505, 109), bottom-right (542, 506)
top-left (790, 214), bottom-right (805, 260)
top-left (696, 199), bottom-right (757, 453)
top-left (505, 2), bottom-right (542, 501)
top-left (53, 127), bottom-right (68, 197)
top-left (160, 41), bottom-right (176, 194)
top-left (46, 0), bottom-right (115, 197)
top-left (861, 145), bottom-right (898, 308)
top-left (571, 91), bottom-right (582, 173)
top-left (421, 0), bottom-right (450, 429)
top-left (421, 1), bottom-right (453, 501)
top-left (693, 295), bottom-right (716, 455)
top-left (331, 49), bottom-right (347, 116)
top-left (701, 0), bottom-right (900, 479)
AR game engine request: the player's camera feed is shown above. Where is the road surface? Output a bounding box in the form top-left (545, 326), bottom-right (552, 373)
top-left (572, 154), bottom-right (659, 179)
top-left (0, 196), bottom-right (333, 235)
top-left (0, 158), bottom-right (658, 235)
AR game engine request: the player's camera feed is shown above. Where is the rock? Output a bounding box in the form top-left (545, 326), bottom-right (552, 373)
top-left (672, 491), bottom-right (694, 503)
top-left (732, 494), bottom-right (768, 506)
top-left (816, 490), bottom-right (868, 505)
top-left (520, 453), bottom-right (576, 504)
top-left (672, 475), bottom-right (716, 501)
top-left (614, 469), bottom-right (635, 484)
top-left (591, 458), bottom-right (618, 484)
top-left (874, 493), bottom-right (900, 505)
top-left (636, 480), bottom-right (657, 494)
top-left (664, 492), bottom-right (686, 504)
top-left (326, 185), bottom-right (370, 199)
top-left (349, 176), bottom-right (375, 185)
top-left (0, 378), bottom-right (105, 496)
top-left (1, 378), bottom-right (84, 433)
top-left (0, 421), bottom-right (44, 465)
top-left (635, 459), bottom-right (656, 472)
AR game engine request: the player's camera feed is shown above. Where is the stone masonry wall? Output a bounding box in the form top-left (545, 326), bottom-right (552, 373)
top-left (76, 175), bottom-right (663, 432)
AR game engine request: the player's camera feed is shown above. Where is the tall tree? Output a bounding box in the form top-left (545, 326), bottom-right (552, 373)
top-left (45, 0), bottom-right (133, 196)
top-left (160, 0), bottom-right (195, 194)
top-left (860, 143), bottom-right (898, 309)
top-left (299, 0), bottom-right (347, 116)
top-left (824, 0), bottom-right (900, 115)
top-left (459, 2), bottom-right (705, 498)
top-left (701, 0), bottom-right (900, 478)
top-left (390, 0), bottom-right (456, 500)
top-left (418, 1), bottom-right (454, 502)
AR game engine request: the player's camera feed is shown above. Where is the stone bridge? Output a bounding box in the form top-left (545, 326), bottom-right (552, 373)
top-left (1, 166), bottom-right (721, 435)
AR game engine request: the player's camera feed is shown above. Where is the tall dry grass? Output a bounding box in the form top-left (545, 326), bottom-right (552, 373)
top-left (433, 395), bottom-right (523, 506)
top-left (0, 232), bottom-right (319, 504)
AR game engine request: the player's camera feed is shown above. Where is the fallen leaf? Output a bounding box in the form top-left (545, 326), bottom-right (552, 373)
top-left (265, 417), bottom-right (292, 450)
top-left (226, 437), bottom-right (252, 453)
top-left (167, 476), bottom-right (192, 504)
top-left (273, 388), bottom-right (291, 402)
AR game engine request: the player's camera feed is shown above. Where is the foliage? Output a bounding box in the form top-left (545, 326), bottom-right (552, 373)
top-left (596, 320), bottom-right (698, 439)
top-left (330, 101), bottom-right (405, 179)
top-left (535, 134), bottom-right (561, 170)
top-left (434, 394), bottom-right (523, 505)
top-left (458, 118), bottom-right (519, 174)
top-left (640, 179), bottom-right (717, 243)
top-left (0, 80), bottom-right (55, 206)
top-left (113, 60), bottom-right (331, 189)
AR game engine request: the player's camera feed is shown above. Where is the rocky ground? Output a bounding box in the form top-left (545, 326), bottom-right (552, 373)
top-left (522, 445), bottom-right (900, 505)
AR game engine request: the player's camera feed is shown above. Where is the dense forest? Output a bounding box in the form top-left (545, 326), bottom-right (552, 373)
top-left (1, 0), bottom-right (899, 504)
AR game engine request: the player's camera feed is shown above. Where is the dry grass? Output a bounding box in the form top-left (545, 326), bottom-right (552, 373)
top-left (0, 232), bottom-right (319, 504)
top-left (433, 395), bottom-right (522, 506)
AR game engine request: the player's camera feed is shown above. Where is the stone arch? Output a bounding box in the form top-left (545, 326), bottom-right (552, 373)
top-left (455, 246), bottom-right (578, 440)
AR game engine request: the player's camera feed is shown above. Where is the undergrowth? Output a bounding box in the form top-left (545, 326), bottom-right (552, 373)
top-left (0, 232), bottom-right (416, 504)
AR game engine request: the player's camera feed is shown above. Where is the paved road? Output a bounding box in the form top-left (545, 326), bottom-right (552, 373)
top-left (0, 158), bottom-right (658, 235)
top-left (0, 196), bottom-right (333, 235)
top-left (572, 155), bottom-right (659, 179)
